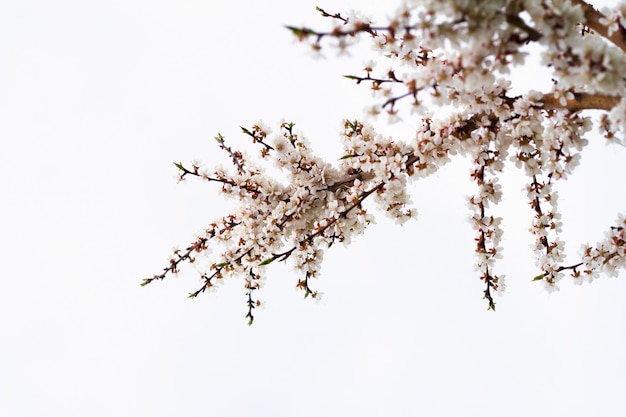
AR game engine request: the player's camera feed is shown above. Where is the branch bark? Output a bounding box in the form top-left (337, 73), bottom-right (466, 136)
top-left (541, 92), bottom-right (621, 112)
top-left (572, 0), bottom-right (626, 53)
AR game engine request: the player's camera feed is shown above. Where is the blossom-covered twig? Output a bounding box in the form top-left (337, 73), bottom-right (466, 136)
top-left (214, 133), bottom-right (246, 174)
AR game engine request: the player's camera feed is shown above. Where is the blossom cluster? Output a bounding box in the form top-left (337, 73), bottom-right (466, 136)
top-left (146, 0), bottom-right (626, 321)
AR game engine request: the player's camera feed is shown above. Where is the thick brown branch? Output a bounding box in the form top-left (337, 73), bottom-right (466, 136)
top-left (325, 171), bottom-right (374, 192)
top-left (572, 0), bottom-right (626, 53)
top-left (540, 92), bottom-right (620, 112)
top-left (505, 13), bottom-right (542, 42)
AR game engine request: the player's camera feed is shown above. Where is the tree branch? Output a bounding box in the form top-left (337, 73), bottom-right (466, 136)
top-left (505, 13), bottom-right (542, 42)
top-left (540, 92), bottom-right (621, 112)
top-left (572, 0), bottom-right (626, 53)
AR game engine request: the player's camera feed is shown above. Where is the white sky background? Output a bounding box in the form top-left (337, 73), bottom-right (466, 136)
top-left (1, 0), bottom-right (626, 416)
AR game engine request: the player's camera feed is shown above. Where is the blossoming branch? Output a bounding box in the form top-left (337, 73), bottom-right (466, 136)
top-left (145, 0), bottom-right (626, 323)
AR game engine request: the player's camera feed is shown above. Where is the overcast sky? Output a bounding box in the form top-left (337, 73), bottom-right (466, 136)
top-left (2, 1), bottom-right (626, 416)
